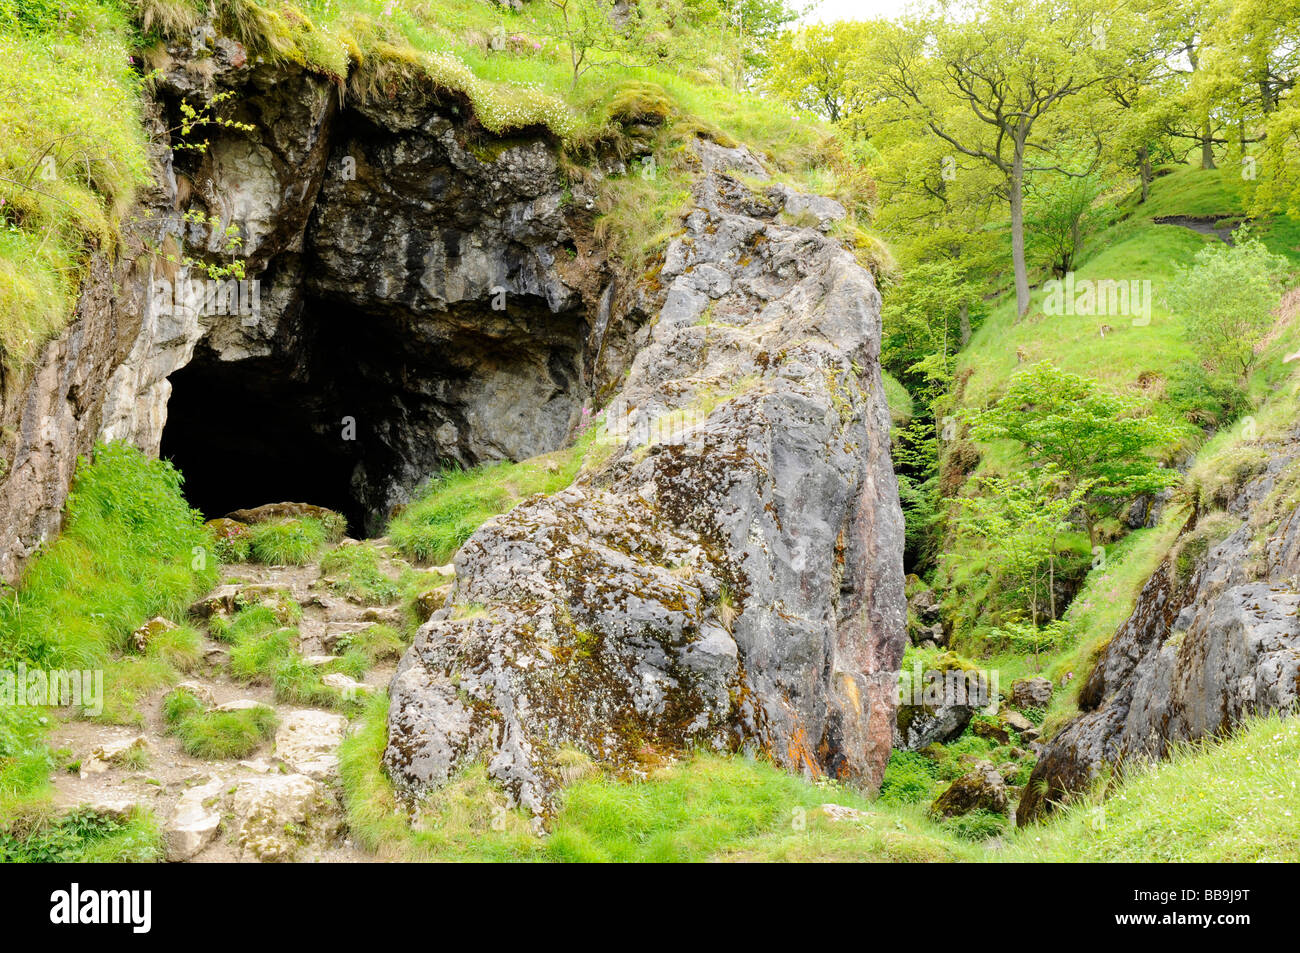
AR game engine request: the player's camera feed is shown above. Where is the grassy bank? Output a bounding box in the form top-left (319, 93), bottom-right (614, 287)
top-left (0, 443), bottom-right (216, 859)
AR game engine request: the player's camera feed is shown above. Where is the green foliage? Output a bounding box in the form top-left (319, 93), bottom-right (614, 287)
top-left (247, 518), bottom-right (328, 565)
top-left (389, 438), bottom-right (593, 564)
top-left (878, 751), bottom-right (938, 805)
top-left (1165, 360), bottom-right (1252, 427)
top-left (949, 468), bottom-right (1093, 630)
top-left (1165, 231), bottom-right (1291, 382)
top-left (968, 361), bottom-right (1188, 542)
top-left (0, 806), bottom-right (163, 863)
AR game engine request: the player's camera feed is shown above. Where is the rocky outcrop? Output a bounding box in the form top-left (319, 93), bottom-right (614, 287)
top-left (1020, 430), bottom-right (1300, 823)
top-left (0, 24), bottom-right (617, 576)
top-left (385, 139), bottom-right (905, 820)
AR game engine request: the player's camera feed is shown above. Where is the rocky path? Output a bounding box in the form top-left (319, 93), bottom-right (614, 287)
top-left (46, 536), bottom-right (422, 862)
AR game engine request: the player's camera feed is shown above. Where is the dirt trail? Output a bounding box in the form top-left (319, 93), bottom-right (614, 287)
top-left (46, 536), bottom-right (421, 863)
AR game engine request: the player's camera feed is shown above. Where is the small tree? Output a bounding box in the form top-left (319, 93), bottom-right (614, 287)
top-left (950, 469), bottom-right (1092, 649)
top-left (544, 0), bottom-right (663, 89)
top-left (967, 361), bottom-right (1186, 546)
top-left (1026, 170), bottom-right (1103, 279)
top-left (1165, 232), bottom-right (1290, 384)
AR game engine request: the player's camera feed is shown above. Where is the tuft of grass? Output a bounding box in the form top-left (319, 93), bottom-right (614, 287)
top-left (162, 688), bottom-right (278, 759)
top-left (320, 543), bottom-right (400, 604)
top-left (247, 518), bottom-right (328, 565)
top-left (227, 625), bottom-right (295, 682)
top-left (209, 603), bottom-right (280, 643)
top-left (334, 623), bottom-right (406, 665)
top-left (144, 623), bottom-right (202, 672)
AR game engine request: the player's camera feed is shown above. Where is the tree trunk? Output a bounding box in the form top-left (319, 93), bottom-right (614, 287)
top-left (1201, 120), bottom-right (1216, 169)
top-left (1010, 143), bottom-right (1030, 316)
top-left (1138, 145), bottom-right (1151, 204)
top-left (959, 302), bottom-right (971, 348)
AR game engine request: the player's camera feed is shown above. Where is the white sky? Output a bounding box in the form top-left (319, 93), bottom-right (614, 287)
top-left (804, 0), bottom-right (913, 23)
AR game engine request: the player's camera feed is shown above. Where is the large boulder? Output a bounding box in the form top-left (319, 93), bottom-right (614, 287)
top-left (385, 139), bottom-right (906, 819)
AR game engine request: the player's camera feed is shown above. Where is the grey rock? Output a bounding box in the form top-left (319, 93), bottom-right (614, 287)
top-left (1021, 435), bottom-right (1300, 823)
top-left (385, 138), bottom-right (904, 818)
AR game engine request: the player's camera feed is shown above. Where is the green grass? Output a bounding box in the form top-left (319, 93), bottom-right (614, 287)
top-left (1008, 713), bottom-right (1300, 862)
top-left (0, 443), bottom-right (216, 854)
top-left (247, 517), bottom-right (329, 565)
top-left (389, 436), bottom-right (595, 564)
top-left (333, 623), bottom-right (406, 665)
top-left (0, 442), bottom-right (217, 670)
top-left (339, 692), bottom-right (979, 862)
top-left (0, 0), bottom-right (149, 373)
top-left (320, 543), bottom-right (400, 604)
top-left (162, 688), bottom-right (278, 759)
top-left (226, 623), bottom-right (295, 681)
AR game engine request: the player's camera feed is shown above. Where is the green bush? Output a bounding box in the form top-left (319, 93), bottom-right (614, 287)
top-left (0, 807), bottom-right (163, 863)
top-left (1166, 362), bottom-right (1250, 428)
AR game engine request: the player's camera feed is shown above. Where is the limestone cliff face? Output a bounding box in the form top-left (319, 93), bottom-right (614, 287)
top-left (1020, 429), bottom-right (1300, 823)
top-left (385, 140), bottom-right (906, 818)
top-left (0, 27), bottom-right (607, 573)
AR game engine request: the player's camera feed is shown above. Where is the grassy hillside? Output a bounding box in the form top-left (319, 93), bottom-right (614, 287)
top-left (927, 165), bottom-right (1300, 652)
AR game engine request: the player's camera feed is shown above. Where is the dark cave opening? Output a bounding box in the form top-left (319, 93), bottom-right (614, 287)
top-left (160, 349), bottom-right (371, 533)
top-left (159, 294), bottom-right (588, 539)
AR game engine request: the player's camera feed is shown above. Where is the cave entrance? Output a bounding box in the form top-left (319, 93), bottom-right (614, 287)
top-left (160, 349), bottom-right (369, 534)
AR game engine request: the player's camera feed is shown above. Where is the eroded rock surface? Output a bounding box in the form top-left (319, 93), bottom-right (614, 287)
top-left (385, 139), bottom-right (905, 819)
top-left (1020, 431), bottom-right (1300, 823)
